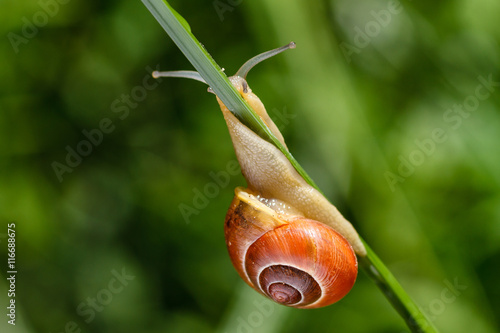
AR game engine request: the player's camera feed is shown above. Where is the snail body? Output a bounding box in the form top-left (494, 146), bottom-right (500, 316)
top-left (216, 75), bottom-right (365, 256)
top-left (153, 42), bottom-right (366, 308)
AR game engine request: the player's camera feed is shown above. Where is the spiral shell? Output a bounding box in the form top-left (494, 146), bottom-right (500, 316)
top-left (225, 187), bottom-right (358, 309)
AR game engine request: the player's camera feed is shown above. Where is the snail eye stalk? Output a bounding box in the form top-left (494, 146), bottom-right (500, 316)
top-left (235, 42), bottom-right (296, 79)
top-left (152, 70), bottom-right (206, 84)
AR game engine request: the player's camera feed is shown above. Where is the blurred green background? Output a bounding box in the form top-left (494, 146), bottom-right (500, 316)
top-left (1, 0), bottom-right (499, 332)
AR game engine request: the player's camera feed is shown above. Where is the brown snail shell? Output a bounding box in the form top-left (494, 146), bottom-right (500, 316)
top-left (225, 187), bottom-right (358, 309)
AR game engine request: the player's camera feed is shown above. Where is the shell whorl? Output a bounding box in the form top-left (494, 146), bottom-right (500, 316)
top-left (225, 188), bottom-right (358, 309)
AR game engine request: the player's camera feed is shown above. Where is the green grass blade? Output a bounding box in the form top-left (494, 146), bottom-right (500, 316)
top-left (360, 241), bottom-right (439, 333)
top-left (142, 1), bottom-right (439, 332)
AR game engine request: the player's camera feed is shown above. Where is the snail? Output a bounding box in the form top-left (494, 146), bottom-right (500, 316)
top-left (153, 42), bottom-right (366, 308)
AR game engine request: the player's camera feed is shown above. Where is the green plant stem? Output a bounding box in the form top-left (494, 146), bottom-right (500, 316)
top-left (142, 1), bottom-right (439, 332)
top-left (359, 241), bottom-right (438, 333)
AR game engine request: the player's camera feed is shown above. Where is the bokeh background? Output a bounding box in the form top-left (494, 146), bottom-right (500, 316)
top-left (1, 0), bottom-right (499, 332)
